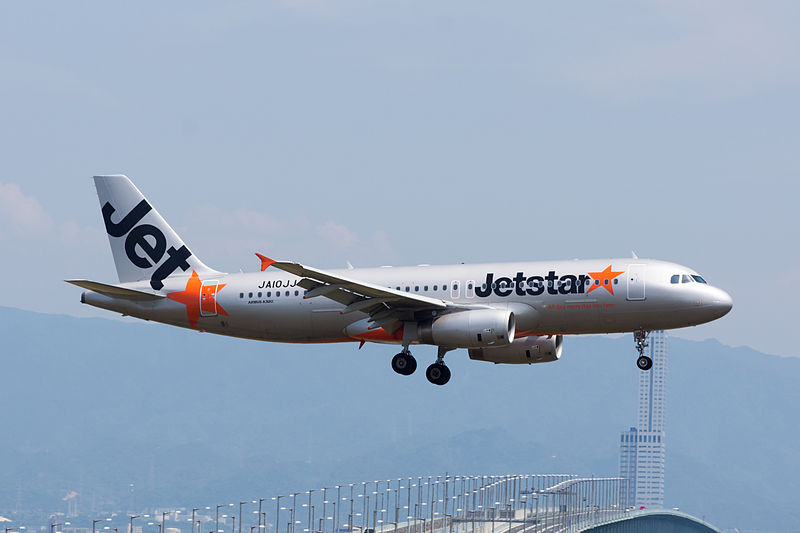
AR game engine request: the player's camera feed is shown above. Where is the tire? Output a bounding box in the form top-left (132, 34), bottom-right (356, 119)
top-left (392, 352), bottom-right (417, 376)
top-left (425, 363), bottom-right (451, 386)
top-left (637, 355), bottom-right (653, 371)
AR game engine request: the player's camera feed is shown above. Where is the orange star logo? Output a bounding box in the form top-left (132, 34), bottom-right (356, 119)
top-left (167, 270), bottom-right (229, 329)
top-left (586, 264), bottom-right (625, 295)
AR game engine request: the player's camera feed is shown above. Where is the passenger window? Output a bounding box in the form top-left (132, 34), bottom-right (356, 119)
top-left (466, 280), bottom-right (475, 298)
top-left (424, 285), bottom-right (428, 291)
top-left (396, 286), bottom-right (400, 291)
top-left (295, 290), bottom-right (299, 296)
top-left (405, 286), bottom-right (410, 292)
top-left (276, 291), bottom-right (280, 297)
top-left (240, 293), bottom-right (244, 298)
top-left (285, 291), bottom-right (289, 296)
top-left (443, 284), bottom-right (447, 291)
top-left (670, 275), bottom-right (679, 284)
top-left (267, 292), bottom-right (271, 297)
top-left (451, 281), bottom-right (460, 299)
top-left (249, 292), bottom-right (253, 298)
top-left (415, 286), bottom-right (419, 292)
top-left (258, 292), bottom-right (262, 297)
top-left (433, 285), bottom-right (438, 291)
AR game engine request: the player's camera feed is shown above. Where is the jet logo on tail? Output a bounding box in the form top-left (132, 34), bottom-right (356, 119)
top-left (102, 199), bottom-right (193, 290)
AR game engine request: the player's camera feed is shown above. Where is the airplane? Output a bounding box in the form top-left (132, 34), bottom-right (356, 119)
top-left (67, 175), bottom-right (733, 386)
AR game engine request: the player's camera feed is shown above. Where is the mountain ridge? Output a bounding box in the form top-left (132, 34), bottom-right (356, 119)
top-left (0, 306), bottom-right (797, 531)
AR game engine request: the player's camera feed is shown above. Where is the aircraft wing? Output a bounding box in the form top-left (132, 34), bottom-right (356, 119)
top-left (257, 253), bottom-right (455, 332)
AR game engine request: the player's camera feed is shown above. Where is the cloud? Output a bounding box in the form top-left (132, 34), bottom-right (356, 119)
top-left (182, 204), bottom-right (396, 271)
top-left (316, 220), bottom-right (359, 248)
top-left (0, 183), bottom-right (54, 237)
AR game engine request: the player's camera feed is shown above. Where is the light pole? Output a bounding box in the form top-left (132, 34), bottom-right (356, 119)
top-left (258, 499), bottom-right (268, 531)
top-left (443, 514), bottom-right (453, 533)
top-left (306, 490), bottom-right (316, 533)
top-left (275, 496), bottom-right (287, 533)
top-left (94, 518), bottom-right (112, 533)
top-left (130, 514), bottom-right (142, 533)
top-left (193, 508), bottom-right (210, 533)
top-left (52, 521), bottom-right (71, 533)
top-left (218, 504), bottom-right (234, 533)
top-left (240, 501), bottom-right (256, 533)
top-left (377, 520), bottom-right (397, 533)
top-left (292, 493), bottom-right (303, 533)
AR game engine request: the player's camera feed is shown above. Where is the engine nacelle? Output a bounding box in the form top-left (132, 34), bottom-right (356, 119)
top-left (468, 335), bottom-right (563, 364)
top-left (418, 309), bottom-right (515, 348)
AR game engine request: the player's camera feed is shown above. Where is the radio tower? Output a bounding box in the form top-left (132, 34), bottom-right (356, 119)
top-left (619, 330), bottom-right (667, 509)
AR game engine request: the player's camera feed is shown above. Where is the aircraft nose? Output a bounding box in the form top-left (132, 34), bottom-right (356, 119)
top-left (710, 287), bottom-right (733, 318)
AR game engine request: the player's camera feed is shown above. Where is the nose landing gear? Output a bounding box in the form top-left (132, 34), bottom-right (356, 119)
top-left (634, 329), bottom-right (653, 370)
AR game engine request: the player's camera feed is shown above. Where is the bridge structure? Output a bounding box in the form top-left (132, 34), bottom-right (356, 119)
top-left (68, 474), bottom-right (721, 533)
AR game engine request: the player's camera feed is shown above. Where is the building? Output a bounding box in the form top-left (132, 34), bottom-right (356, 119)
top-left (619, 330), bottom-right (667, 509)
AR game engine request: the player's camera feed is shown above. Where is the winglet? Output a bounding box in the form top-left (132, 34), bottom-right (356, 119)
top-left (255, 253), bottom-right (276, 271)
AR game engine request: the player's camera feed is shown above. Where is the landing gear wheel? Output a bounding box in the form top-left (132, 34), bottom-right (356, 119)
top-left (637, 355), bottom-right (653, 371)
top-left (392, 352), bottom-right (417, 376)
top-left (425, 363), bottom-right (451, 386)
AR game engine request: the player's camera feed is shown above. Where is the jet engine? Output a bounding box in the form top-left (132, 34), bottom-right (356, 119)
top-left (467, 335), bottom-right (563, 364)
top-left (417, 309), bottom-right (515, 348)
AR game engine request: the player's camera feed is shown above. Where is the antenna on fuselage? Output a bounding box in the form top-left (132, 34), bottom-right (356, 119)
top-left (631, 250), bottom-right (639, 259)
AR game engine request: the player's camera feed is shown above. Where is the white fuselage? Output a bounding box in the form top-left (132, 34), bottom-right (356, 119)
top-left (82, 258), bottom-right (732, 345)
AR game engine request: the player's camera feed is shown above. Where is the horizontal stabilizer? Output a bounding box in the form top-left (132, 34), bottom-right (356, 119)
top-left (65, 280), bottom-right (166, 301)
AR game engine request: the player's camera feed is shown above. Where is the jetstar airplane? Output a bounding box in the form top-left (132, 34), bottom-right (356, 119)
top-left (67, 175), bottom-right (733, 386)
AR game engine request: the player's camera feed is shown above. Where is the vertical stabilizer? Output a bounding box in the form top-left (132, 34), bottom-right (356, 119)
top-left (93, 174), bottom-right (220, 289)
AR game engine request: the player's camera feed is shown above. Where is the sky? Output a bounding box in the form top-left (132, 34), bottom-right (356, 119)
top-left (1, 1), bottom-right (798, 357)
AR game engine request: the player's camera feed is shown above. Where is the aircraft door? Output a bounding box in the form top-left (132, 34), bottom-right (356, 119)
top-left (200, 280), bottom-right (220, 316)
top-left (626, 265), bottom-right (646, 301)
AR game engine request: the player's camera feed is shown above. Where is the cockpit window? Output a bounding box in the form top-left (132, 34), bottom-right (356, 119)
top-left (670, 275), bottom-right (680, 284)
top-left (692, 275), bottom-right (707, 284)
top-left (681, 274), bottom-right (693, 283)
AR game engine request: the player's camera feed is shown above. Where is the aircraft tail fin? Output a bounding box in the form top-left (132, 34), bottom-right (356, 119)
top-left (93, 174), bottom-right (220, 290)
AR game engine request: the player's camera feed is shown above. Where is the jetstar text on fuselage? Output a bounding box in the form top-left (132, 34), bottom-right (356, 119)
top-left (477, 267), bottom-right (624, 297)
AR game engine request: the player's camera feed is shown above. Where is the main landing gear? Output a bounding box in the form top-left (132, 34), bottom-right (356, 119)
top-left (391, 349), bottom-right (417, 376)
top-left (391, 346), bottom-right (452, 386)
top-left (634, 329), bottom-right (653, 371)
top-left (425, 347), bottom-right (452, 386)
